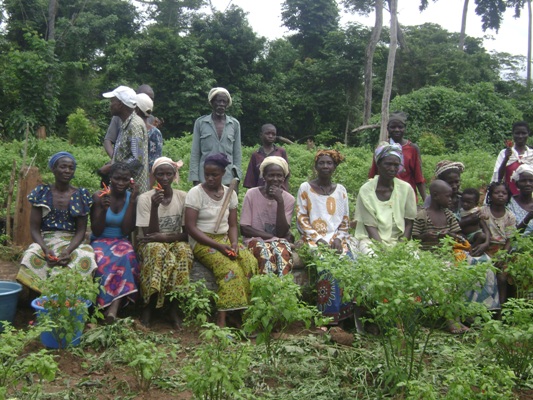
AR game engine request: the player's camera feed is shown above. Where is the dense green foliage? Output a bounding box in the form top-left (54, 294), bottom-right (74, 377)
top-left (0, 0), bottom-right (531, 145)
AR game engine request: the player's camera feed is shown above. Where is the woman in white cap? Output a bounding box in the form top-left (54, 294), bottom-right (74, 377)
top-left (136, 157), bottom-right (193, 328)
top-left (240, 156), bottom-right (295, 276)
top-left (188, 87), bottom-right (242, 186)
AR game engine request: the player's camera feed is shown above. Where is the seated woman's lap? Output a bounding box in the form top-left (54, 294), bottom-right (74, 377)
top-left (247, 238), bottom-right (293, 276)
top-left (18, 231), bottom-right (97, 292)
top-left (137, 241), bottom-right (193, 307)
top-left (193, 235), bottom-right (258, 311)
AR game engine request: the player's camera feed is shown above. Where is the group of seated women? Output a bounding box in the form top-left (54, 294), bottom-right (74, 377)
top-left (16, 139), bottom-right (532, 332)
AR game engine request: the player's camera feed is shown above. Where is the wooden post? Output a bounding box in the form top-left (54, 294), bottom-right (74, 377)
top-left (13, 166), bottom-right (42, 247)
top-left (5, 160), bottom-right (17, 240)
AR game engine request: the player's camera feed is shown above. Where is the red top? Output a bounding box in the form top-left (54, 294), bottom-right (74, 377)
top-left (369, 140), bottom-right (425, 196)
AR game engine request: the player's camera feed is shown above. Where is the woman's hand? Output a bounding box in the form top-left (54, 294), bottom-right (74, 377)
top-left (96, 192), bottom-right (111, 209)
top-left (330, 238), bottom-right (343, 254)
top-left (503, 146), bottom-right (513, 161)
top-left (218, 243), bottom-right (238, 260)
top-left (150, 189), bottom-right (165, 208)
top-left (268, 185), bottom-right (284, 203)
top-left (138, 232), bottom-right (167, 243)
top-left (43, 248), bottom-right (59, 266)
top-left (471, 242), bottom-right (489, 257)
top-left (57, 249), bottom-right (72, 267)
top-left (130, 182), bottom-right (140, 201)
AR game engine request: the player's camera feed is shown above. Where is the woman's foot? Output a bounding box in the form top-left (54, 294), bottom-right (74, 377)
top-left (446, 319), bottom-right (469, 334)
top-left (140, 306), bottom-right (152, 328)
top-left (168, 314), bottom-right (183, 330)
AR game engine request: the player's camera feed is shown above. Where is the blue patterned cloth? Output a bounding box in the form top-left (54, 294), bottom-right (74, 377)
top-left (28, 185), bottom-right (93, 232)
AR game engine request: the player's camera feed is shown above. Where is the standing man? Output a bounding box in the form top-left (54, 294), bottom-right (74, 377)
top-left (101, 85), bottom-right (149, 193)
top-left (368, 111), bottom-right (426, 201)
top-left (188, 87), bottom-right (242, 186)
top-left (103, 84), bottom-right (155, 159)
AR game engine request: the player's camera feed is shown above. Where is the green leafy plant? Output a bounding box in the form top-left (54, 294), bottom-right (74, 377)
top-left (242, 274), bottom-right (330, 363)
top-left (499, 232), bottom-right (533, 299)
top-left (168, 280), bottom-right (218, 326)
top-left (119, 336), bottom-right (174, 392)
top-left (36, 266), bottom-right (103, 349)
top-left (184, 323), bottom-right (251, 400)
top-left (330, 240), bottom-right (491, 393)
top-left (66, 108), bottom-right (101, 146)
top-left (482, 298), bottom-right (533, 380)
top-left (0, 322), bottom-right (58, 399)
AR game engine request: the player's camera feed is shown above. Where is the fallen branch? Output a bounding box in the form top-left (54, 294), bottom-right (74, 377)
top-left (351, 124), bottom-right (380, 133)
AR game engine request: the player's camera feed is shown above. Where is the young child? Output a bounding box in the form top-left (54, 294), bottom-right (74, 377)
top-left (412, 180), bottom-right (465, 251)
top-left (480, 182), bottom-right (517, 305)
top-left (459, 188), bottom-right (490, 256)
top-left (243, 124), bottom-right (289, 191)
top-left (413, 180), bottom-right (470, 334)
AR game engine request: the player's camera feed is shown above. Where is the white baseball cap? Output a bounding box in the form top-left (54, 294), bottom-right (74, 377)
top-left (135, 93), bottom-right (153, 117)
top-left (102, 85), bottom-right (137, 109)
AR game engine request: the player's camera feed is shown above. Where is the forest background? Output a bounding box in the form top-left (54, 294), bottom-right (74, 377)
top-left (0, 0), bottom-right (532, 153)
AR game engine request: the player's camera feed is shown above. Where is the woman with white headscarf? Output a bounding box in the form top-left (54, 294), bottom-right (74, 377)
top-left (136, 157), bottom-right (193, 328)
top-left (508, 164), bottom-right (533, 235)
top-left (240, 156), bottom-right (295, 276)
top-left (355, 142), bottom-right (417, 254)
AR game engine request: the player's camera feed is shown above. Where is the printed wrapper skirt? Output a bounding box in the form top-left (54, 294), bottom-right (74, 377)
top-left (137, 241), bottom-right (193, 308)
top-left (247, 238), bottom-right (293, 276)
top-left (193, 233), bottom-right (258, 311)
top-left (91, 237), bottom-right (139, 308)
top-left (18, 231), bottom-right (97, 292)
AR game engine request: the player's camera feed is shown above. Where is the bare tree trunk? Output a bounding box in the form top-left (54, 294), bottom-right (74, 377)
top-left (363, 0), bottom-right (383, 125)
top-left (380, 0), bottom-right (398, 141)
top-left (459, 0), bottom-right (469, 50)
top-left (526, 0), bottom-right (532, 90)
top-left (46, 0), bottom-right (58, 41)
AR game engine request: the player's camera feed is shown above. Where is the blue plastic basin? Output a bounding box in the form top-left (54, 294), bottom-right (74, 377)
top-left (0, 281), bottom-right (22, 332)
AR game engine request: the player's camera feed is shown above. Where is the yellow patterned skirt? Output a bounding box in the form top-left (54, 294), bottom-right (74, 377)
top-left (193, 234), bottom-right (258, 311)
top-left (137, 241), bottom-right (193, 308)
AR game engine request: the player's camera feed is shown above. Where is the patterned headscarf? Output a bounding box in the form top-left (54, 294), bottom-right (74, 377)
top-left (48, 152), bottom-right (76, 171)
top-left (314, 149), bottom-right (345, 166)
top-left (374, 141), bottom-right (404, 171)
top-left (152, 156), bottom-right (184, 183)
top-left (208, 87), bottom-right (232, 107)
top-left (204, 153), bottom-right (231, 169)
top-left (259, 156), bottom-right (289, 178)
top-left (435, 160), bottom-right (465, 179)
top-left (511, 164), bottom-right (533, 182)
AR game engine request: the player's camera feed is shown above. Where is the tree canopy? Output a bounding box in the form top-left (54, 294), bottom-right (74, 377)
top-left (0, 0), bottom-right (530, 149)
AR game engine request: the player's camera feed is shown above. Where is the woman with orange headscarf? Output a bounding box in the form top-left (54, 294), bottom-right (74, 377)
top-left (296, 149), bottom-right (357, 324)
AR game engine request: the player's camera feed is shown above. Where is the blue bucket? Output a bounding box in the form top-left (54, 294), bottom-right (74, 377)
top-left (31, 297), bottom-right (91, 349)
top-left (0, 281), bottom-right (22, 332)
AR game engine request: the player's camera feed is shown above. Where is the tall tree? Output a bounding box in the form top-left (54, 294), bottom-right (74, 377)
top-left (420, 0), bottom-right (507, 50)
top-left (281, 0), bottom-right (339, 58)
top-left (134, 0), bottom-right (206, 31)
top-left (508, 0), bottom-right (533, 89)
top-left (380, 0), bottom-right (398, 141)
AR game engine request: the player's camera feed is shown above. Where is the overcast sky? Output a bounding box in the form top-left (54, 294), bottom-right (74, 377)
top-left (209, 0), bottom-right (529, 61)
